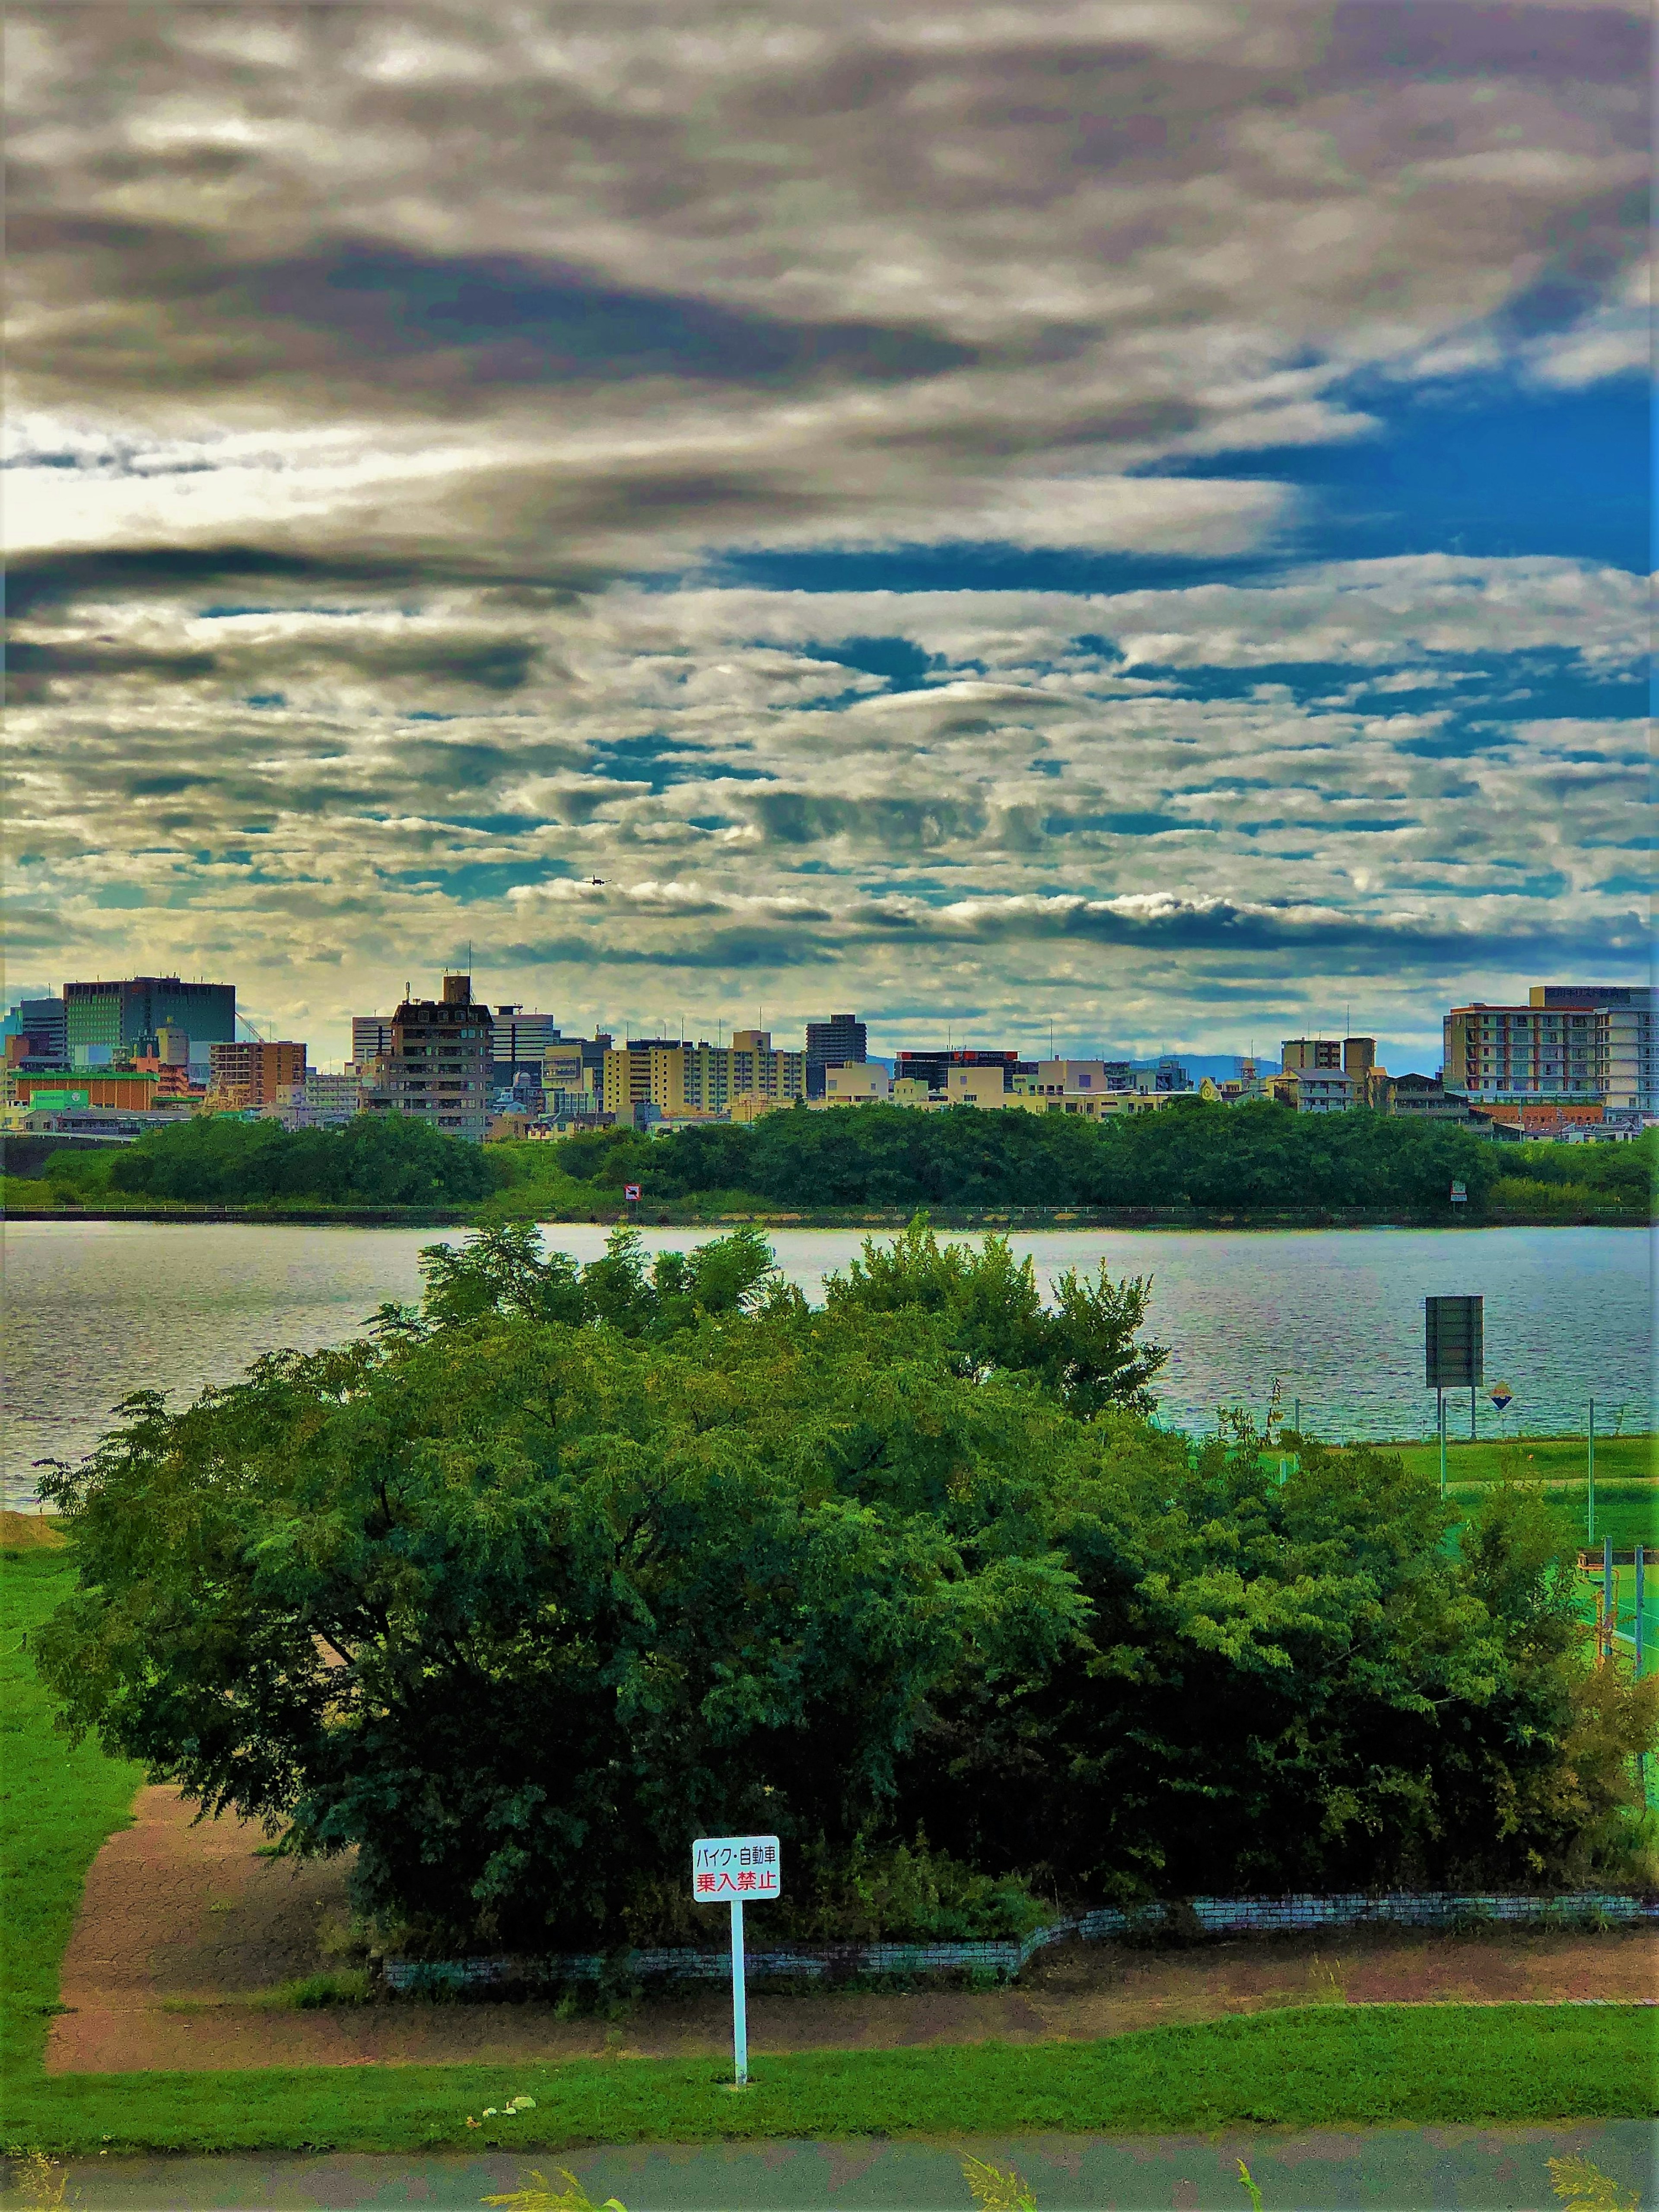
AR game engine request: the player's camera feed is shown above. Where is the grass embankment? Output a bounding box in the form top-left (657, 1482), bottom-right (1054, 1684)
top-left (8, 2010), bottom-right (1654, 2156)
top-left (0, 1540), bottom-right (144, 2094)
top-left (1379, 1436), bottom-right (1658, 1554)
top-left (4, 1542), bottom-right (1653, 2156)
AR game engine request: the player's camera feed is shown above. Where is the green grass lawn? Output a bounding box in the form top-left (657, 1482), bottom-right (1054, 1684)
top-left (0, 1175), bottom-right (76, 1210)
top-left (4, 1550), bottom-right (1654, 2159)
top-left (5, 2008), bottom-right (1655, 2157)
top-left (1445, 1482), bottom-right (1658, 1555)
top-left (0, 1548), bottom-right (144, 2090)
top-left (1332, 1436), bottom-right (1657, 1552)
top-left (1388, 1435), bottom-right (1656, 1485)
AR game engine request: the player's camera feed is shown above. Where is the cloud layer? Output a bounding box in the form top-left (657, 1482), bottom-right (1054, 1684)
top-left (6, 1), bottom-right (1646, 1063)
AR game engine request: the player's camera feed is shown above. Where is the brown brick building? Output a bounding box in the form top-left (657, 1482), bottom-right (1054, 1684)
top-left (207, 1039), bottom-right (308, 1105)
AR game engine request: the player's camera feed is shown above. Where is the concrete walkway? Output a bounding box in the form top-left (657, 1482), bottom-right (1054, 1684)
top-left (18, 2123), bottom-right (1656, 2208)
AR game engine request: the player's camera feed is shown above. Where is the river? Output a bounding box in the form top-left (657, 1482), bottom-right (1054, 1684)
top-left (2, 1220), bottom-right (1650, 1508)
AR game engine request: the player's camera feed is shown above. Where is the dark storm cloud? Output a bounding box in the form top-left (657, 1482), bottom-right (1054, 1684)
top-left (6, 638), bottom-right (218, 701)
top-left (752, 792), bottom-right (992, 848)
top-left (240, 240), bottom-right (979, 394)
top-left (1321, 0), bottom-right (1645, 85)
top-left (499, 925), bottom-right (840, 973)
top-left (4, 544), bottom-right (599, 622)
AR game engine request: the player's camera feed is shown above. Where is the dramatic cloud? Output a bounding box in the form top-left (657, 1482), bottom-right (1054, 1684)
top-left (7, 0), bottom-right (1645, 1065)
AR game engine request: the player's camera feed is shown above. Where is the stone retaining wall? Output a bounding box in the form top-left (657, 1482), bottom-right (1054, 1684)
top-left (381, 1889), bottom-right (1657, 1995)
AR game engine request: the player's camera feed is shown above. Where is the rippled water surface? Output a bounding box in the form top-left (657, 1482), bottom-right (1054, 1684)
top-left (3, 1219), bottom-right (1650, 1505)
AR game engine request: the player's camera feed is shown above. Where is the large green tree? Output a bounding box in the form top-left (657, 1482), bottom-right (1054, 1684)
top-left (53, 1111), bottom-right (496, 1205)
top-left (36, 1224), bottom-right (1652, 1953)
top-left (534, 1099), bottom-right (1503, 1214)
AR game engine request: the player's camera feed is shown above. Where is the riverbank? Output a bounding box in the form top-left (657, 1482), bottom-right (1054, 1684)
top-left (1, 1201), bottom-right (1645, 1229)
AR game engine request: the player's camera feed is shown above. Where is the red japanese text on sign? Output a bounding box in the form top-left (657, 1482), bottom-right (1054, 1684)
top-left (691, 1834), bottom-right (783, 1902)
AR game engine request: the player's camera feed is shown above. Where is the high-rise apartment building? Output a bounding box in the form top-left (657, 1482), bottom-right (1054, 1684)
top-left (1445, 985), bottom-right (1655, 1117)
top-left (208, 1039), bottom-right (308, 1104)
top-left (359, 976), bottom-right (494, 1142)
top-left (804, 1012), bottom-right (867, 1098)
top-left (600, 1032), bottom-right (804, 1122)
top-left (64, 977), bottom-right (235, 1065)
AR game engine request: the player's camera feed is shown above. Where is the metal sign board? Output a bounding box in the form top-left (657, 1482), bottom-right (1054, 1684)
top-left (624, 1183), bottom-right (642, 1201)
top-left (692, 1834), bottom-right (781, 2088)
top-left (1489, 1382), bottom-right (1513, 1412)
top-left (1425, 1295), bottom-right (1483, 1389)
top-left (692, 1834), bottom-right (782, 1902)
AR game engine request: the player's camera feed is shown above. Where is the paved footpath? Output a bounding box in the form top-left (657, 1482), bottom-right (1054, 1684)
top-left (18, 2123), bottom-right (1656, 2209)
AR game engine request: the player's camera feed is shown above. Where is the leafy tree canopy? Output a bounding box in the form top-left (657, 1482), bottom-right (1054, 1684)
top-left (36, 1222), bottom-right (1655, 1954)
top-left (531, 1099), bottom-right (1506, 1213)
top-left (45, 1111), bottom-right (495, 1205)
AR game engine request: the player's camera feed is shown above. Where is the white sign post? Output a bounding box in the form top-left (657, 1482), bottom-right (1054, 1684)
top-left (691, 1834), bottom-right (781, 2087)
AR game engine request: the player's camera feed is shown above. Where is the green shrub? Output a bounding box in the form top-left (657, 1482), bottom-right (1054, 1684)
top-left (247, 1968), bottom-right (370, 2010)
top-left (34, 1222), bottom-right (1657, 1958)
top-left (1489, 1177), bottom-right (1630, 1214)
top-left (92, 1112), bottom-right (493, 1205)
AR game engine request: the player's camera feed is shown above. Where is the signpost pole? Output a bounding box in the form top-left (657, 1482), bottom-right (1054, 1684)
top-left (1636, 1545), bottom-right (1646, 1678)
top-left (1638, 1545), bottom-right (1649, 1806)
top-left (729, 1899), bottom-right (748, 2087)
top-left (1603, 1536), bottom-right (1614, 1663)
top-left (1437, 1390), bottom-right (1446, 1498)
top-left (1587, 1399), bottom-right (1595, 1544)
top-left (1469, 1383), bottom-right (1476, 1442)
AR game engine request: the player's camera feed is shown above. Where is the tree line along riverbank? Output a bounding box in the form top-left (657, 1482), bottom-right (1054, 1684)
top-left (2, 1103), bottom-right (1651, 1225)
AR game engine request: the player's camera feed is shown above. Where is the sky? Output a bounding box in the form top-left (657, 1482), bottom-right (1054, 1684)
top-left (6, 1), bottom-right (1649, 1073)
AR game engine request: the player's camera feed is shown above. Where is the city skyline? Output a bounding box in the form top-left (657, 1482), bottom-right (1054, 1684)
top-left (9, 6), bottom-right (1645, 1071)
top-left (10, 963), bottom-right (1642, 1085)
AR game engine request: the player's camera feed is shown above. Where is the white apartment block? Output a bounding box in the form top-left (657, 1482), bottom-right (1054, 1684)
top-left (270, 1070), bottom-right (363, 1128)
top-left (1444, 984), bottom-right (1655, 1116)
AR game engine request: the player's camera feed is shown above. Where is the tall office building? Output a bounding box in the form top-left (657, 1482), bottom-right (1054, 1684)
top-left (1, 997), bottom-right (67, 1066)
top-left (804, 1012), bottom-right (867, 1099)
top-left (359, 975), bottom-right (494, 1142)
top-left (491, 1007), bottom-right (562, 1077)
top-left (64, 976), bottom-right (235, 1066)
top-left (352, 1015), bottom-right (396, 1067)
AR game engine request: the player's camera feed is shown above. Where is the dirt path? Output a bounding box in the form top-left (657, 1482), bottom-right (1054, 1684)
top-left (47, 1785), bottom-right (1659, 2076)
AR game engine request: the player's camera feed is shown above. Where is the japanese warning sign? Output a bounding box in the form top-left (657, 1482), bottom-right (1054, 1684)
top-left (692, 1834), bottom-right (782, 1902)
